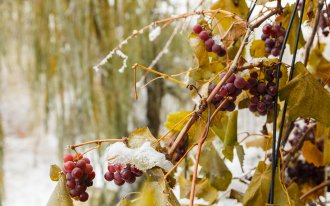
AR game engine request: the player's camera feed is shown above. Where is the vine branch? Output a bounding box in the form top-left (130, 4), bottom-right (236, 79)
top-left (300, 180), bottom-right (330, 200)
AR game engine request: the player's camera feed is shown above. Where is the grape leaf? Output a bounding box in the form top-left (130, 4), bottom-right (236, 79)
top-left (303, 0), bottom-right (317, 23)
top-left (50, 165), bottom-right (61, 181)
top-left (278, 4), bottom-right (306, 54)
top-left (243, 161), bottom-right (292, 206)
top-left (245, 136), bottom-right (272, 151)
top-left (287, 183), bottom-right (304, 206)
top-left (315, 123), bottom-right (330, 165)
top-left (222, 20), bottom-right (247, 48)
top-left (236, 145), bottom-right (245, 171)
top-left (127, 127), bottom-right (157, 149)
top-left (46, 174), bottom-right (73, 206)
top-left (250, 40), bottom-right (266, 58)
top-left (178, 175), bottom-right (218, 204)
top-left (222, 110), bottom-right (238, 161)
top-left (165, 111), bottom-right (215, 146)
top-left (308, 44), bottom-right (330, 86)
top-left (279, 62), bottom-right (330, 127)
top-left (211, 0), bottom-right (248, 31)
top-left (301, 140), bottom-right (323, 167)
top-left (188, 33), bottom-right (209, 67)
top-left (209, 108), bottom-right (229, 141)
top-left (200, 143), bottom-right (232, 191)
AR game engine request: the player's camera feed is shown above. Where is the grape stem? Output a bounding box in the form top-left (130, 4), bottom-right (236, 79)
top-left (70, 138), bottom-right (127, 150)
top-left (300, 180), bottom-right (330, 200)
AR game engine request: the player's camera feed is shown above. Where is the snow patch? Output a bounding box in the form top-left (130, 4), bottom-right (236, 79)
top-left (105, 142), bottom-right (173, 172)
top-left (149, 26), bottom-right (161, 42)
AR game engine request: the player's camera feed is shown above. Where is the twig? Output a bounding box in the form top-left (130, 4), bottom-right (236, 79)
top-left (94, 9), bottom-right (243, 71)
top-left (70, 138), bottom-right (127, 150)
top-left (247, 0), bottom-right (258, 21)
top-left (269, 0), bottom-right (300, 203)
top-left (300, 180), bottom-right (330, 200)
top-left (304, 1), bottom-right (324, 66)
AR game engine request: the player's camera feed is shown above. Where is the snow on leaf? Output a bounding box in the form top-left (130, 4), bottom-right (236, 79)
top-left (149, 26), bottom-right (161, 42)
top-left (49, 164), bottom-right (61, 181)
top-left (46, 174), bottom-right (73, 206)
top-left (279, 62), bottom-right (330, 127)
top-left (105, 142), bottom-right (173, 172)
top-left (243, 161), bottom-right (292, 206)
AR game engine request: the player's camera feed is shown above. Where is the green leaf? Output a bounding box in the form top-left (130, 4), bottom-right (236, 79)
top-left (279, 4), bottom-right (306, 54)
top-left (178, 175), bottom-right (218, 204)
top-left (250, 40), bottom-right (266, 58)
top-left (222, 110), bottom-right (238, 161)
top-left (200, 143), bottom-right (232, 191)
top-left (46, 174), bottom-right (73, 206)
top-left (127, 127), bottom-right (158, 149)
top-left (236, 145), bottom-right (245, 171)
top-left (50, 165), bottom-right (61, 181)
top-left (243, 161), bottom-right (292, 206)
top-left (279, 62), bottom-right (330, 127)
top-left (287, 183), bottom-right (304, 206)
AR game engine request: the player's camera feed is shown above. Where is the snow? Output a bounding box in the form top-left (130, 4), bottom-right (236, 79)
top-left (149, 26), bottom-right (161, 42)
top-left (105, 142), bottom-right (173, 172)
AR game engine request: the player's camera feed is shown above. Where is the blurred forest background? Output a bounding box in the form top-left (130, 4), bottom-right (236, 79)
top-left (0, 0), bottom-right (216, 205)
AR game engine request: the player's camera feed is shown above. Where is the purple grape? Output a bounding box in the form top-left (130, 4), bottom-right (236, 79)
top-left (226, 74), bottom-right (236, 83)
top-left (225, 83), bottom-right (236, 94)
top-left (234, 76), bottom-right (247, 89)
top-left (72, 167), bottom-right (84, 179)
top-left (261, 33), bottom-right (269, 40)
top-left (250, 71), bottom-right (258, 78)
top-left (257, 102), bottom-right (266, 113)
top-left (265, 47), bottom-right (272, 54)
top-left (120, 169), bottom-right (133, 181)
top-left (262, 94), bottom-right (273, 104)
top-left (193, 24), bottom-right (203, 34)
top-left (267, 85), bottom-right (278, 96)
top-left (250, 96), bottom-right (259, 105)
top-left (218, 87), bottom-right (229, 97)
top-left (257, 82), bottom-right (266, 94)
top-left (249, 87), bottom-right (258, 95)
top-left (217, 46), bottom-right (226, 57)
top-left (271, 47), bottom-right (280, 56)
top-left (79, 192), bottom-right (89, 202)
top-left (265, 38), bottom-right (275, 47)
top-left (104, 172), bottom-right (114, 181)
top-left (199, 31), bottom-right (210, 41)
top-left (219, 72), bottom-right (226, 80)
top-left (226, 101), bottom-right (236, 111)
top-left (212, 44), bottom-right (221, 54)
top-left (262, 23), bottom-right (272, 35)
top-left (247, 78), bottom-right (257, 87)
top-left (205, 39), bottom-right (215, 51)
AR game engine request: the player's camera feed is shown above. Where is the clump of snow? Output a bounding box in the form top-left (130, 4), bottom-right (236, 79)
top-left (149, 26), bottom-right (161, 42)
top-left (105, 142), bottom-right (173, 172)
top-left (116, 50), bottom-right (128, 73)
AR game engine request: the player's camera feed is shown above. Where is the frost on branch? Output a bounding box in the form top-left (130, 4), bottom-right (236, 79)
top-left (105, 142), bottom-right (173, 172)
top-left (149, 26), bottom-right (161, 42)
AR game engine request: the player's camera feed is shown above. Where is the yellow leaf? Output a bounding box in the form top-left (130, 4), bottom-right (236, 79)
top-left (301, 141), bottom-right (323, 167)
top-left (250, 40), bottom-right (266, 58)
top-left (222, 21), bottom-right (247, 48)
top-left (46, 174), bottom-right (73, 206)
top-left (49, 165), bottom-right (61, 181)
top-left (245, 136), bottom-right (272, 151)
top-left (278, 4), bottom-right (306, 53)
top-left (279, 62), bottom-right (330, 127)
top-left (243, 161), bottom-right (292, 206)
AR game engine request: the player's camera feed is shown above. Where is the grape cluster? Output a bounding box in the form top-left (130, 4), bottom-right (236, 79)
top-left (247, 69), bottom-right (280, 115)
top-left (166, 134), bottom-right (188, 163)
top-left (104, 163), bottom-right (143, 186)
top-left (193, 24), bottom-right (226, 57)
top-left (209, 72), bottom-right (249, 112)
top-left (261, 23), bottom-right (286, 56)
top-left (63, 154), bottom-right (95, 202)
top-left (319, 4), bottom-right (330, 36)
top-left (287, 160), bottom-right (324, 186)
